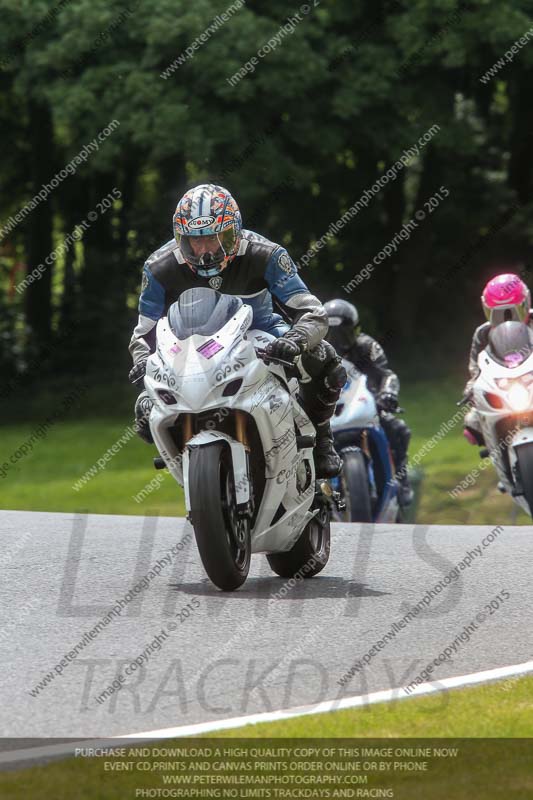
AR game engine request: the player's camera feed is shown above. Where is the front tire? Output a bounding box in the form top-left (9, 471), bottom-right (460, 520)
top-left (515, 443), bottom-right (533, 516)
top-left (267, 497), bottom-right (330, 579)
top-left (340, 448), bottom-right (373, 522)
top-left (189, 443), bottom-right (251, 591)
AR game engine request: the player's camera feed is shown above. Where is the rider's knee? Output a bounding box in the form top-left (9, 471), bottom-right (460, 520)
top-left (303, 340), bottom-right (346, 385)
top-left (382, 415), bottom-right (410, 449)
top-left (396, 418), bottom-right (411, 443)
top-left (464, 409), bottom-right (481, 431)
top-left (301, 341), bottom-right (328, 376)
top-left (134, 392), bottom-right (154, 443)
top-left (325, 360), bottom-right (347, 390)
top-left (135, 391), bottom-right (153, 418)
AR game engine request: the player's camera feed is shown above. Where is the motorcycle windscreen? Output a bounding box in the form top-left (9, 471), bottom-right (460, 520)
top-left (488, 320), bottom-right (533, 368)
top-left (168, 288), bottom-right (243, 340)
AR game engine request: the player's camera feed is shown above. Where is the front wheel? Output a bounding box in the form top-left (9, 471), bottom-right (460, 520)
top-left (515, 443), bottom-right (533, 517)
top-left (340, 448), bottom-right (373, 522)
top-left (267, 497), bottom-right (330, 579)
top-left (188, 442), bottom-right (251, 591)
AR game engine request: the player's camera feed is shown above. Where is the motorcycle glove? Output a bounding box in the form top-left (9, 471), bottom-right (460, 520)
top-left (265, 331), bottom-right (306, 363)
top-left (377, 391), bottom-right (399, 413)
top-left (129, 359), bottom-right (148, 386)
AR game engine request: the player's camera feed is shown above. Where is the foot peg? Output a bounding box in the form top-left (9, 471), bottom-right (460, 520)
top-left (319, 481), bottom-right (346, 512)
top-left (479, 448), bottom-right (490, 459)
top-left (334, 491), bottom-right (346, 512)
top-left (153, 457), bottom-right (166, 470)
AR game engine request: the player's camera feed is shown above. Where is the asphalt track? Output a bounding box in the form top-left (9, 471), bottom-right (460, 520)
top-left (1, 510), bottom-right (532, 745)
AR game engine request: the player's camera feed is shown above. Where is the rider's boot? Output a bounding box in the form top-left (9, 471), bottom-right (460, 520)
top-left (380, 414), bottom-right (413, 506)
top-left (397, 471), bottom-right (414, 507)
top-left (314, 421), bottom-right (342, 478)
top-left (296, 342), bottom-right (346, 479)
top-left (395, 458), bottom-right (414, 507)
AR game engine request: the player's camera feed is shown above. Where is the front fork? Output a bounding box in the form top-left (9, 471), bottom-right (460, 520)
top-left (234, 411), bottom-right (254, 519)
top-left (181, 411), bottom-right (254, 520)
top-left (180, 410), bottom-right (249, 448)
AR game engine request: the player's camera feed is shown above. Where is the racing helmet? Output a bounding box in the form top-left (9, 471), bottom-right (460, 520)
top-left (482, 273), bottom-right (531, 325)
top-left (173, 184), bottom-right (242, 278)
top-left (324, 299), bottom-right (359, 355)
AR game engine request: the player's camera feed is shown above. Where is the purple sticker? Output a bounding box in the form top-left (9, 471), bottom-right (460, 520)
top-left (504, 352), bottom-right (525, 367)
top-left (169, 343), bottom-right (182, 355)
top-left (197, 339), bottom-right (224, 359)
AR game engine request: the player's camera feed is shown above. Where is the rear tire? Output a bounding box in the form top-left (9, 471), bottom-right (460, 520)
top-left (515, 443), bottom-right (533, 516)
top-left (340, 448), bottom-right (372, 522)
top-left (189, 443), bottom-right (251, 591)
top-left (267, 498), bottom-right (330, 579)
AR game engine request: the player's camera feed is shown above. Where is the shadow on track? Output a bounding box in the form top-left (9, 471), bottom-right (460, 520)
top-left (168, 576), bottom-right (390, 599)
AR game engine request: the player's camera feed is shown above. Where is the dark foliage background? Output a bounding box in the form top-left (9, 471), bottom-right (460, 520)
top-left (2, 0), bottom-right (533, 387)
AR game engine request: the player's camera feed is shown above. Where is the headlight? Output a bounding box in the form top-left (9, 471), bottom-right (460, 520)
top-left (222, 378), bottom-right (243, 397)
top-left (507, 382), bottom-right (530, 412)
top-left (484, 392), bottom-right (504, 409)
top-left (497, 372), bottom-right (533, 390)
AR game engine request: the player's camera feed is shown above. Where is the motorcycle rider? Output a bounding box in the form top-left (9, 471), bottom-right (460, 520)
top-left (463, 273), bottom-right (533, 446)
top-left (128, 183), bottom-right (347, 478)
top-left (323, 299), bottom-right (413, 506)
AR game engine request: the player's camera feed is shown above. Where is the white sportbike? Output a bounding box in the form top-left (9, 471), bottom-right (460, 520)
top-left (330, 360), bottom-right (401, 523)
top-left (143, 287), bottom-right (331, 590)
top-left (471, 320), bottom-right (533, 517)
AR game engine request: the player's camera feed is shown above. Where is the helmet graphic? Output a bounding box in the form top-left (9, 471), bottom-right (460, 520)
top-left (482, 273), bottom-right (531, 325)
top-left (173, 184), bottom-right (242, 278)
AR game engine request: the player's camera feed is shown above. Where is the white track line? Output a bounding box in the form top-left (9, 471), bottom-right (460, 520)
top-left (2, 658), bottom-right (533, 766)
top-left (122, 658), bottom-right (533, 739)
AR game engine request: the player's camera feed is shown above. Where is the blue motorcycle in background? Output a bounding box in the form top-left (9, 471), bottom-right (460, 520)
top-left (330, 360), bottom-right (402, 522)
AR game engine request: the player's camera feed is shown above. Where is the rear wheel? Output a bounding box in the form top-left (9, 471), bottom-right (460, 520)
top-left (340, 448), bottom-right (372, 522)
top-left (189, 443), bottom-right (251, 591)
top-left (515, 443), bottom-right (533, 516)
top-left (267, 496), bottom-right (330, 579)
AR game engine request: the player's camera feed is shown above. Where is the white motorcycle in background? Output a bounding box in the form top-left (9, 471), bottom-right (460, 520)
top-left (330, 360), bottom-right (401, 523)
top-left (471, 320), bottom-right (533, 517)
top-left (142, 287), bottom-right (331, 591)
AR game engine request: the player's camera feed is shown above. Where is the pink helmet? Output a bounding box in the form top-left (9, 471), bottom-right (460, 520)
top-left (481, 273), bottom-right (531, 325)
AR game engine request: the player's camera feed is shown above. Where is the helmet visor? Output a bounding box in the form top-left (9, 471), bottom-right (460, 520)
top-left (177, 229), bottom-right (238, 268)
top-left (326, 320), bottom-right (355, 354)
top-left (484, 298), bottom-right (530, 325)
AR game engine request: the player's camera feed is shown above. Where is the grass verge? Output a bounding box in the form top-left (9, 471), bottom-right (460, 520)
top-left (0, 675), bottom-right (532, 799)
top-left (0, 375), bottom-right (529, 523)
